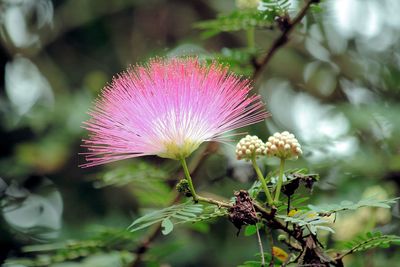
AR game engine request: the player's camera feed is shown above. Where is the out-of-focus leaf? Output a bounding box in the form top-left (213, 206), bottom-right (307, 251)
top-left (93, 161), bottom-right (169, 188)
top-left (336, 232), bottom-right (400, 256)
top-left (4, 227), bottom-right (139, 267)
top-left (194, 10), bottom-right (273, 38)
top-left (93, 161), bottom-right (172, 206)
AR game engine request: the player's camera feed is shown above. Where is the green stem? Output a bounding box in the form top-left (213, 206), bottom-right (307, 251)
top-left (246, 27), bottom-right (255, 49)
top-left (179, 158), bottom-right (198, 202)
top-left (251, 157), bottom-right (273, 205)
top-left (274, 158), bottom-right (286, 203)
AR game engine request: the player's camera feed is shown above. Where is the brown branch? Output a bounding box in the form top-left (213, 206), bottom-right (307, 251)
top-left (252, 0), bottom-right (319, 81)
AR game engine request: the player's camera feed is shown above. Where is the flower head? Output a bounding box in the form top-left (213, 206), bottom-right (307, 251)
top-left (81, 58), bottom-right (268, 167)
top-left (235, 135), bottom-right (266, 160)
top-left (264, 131), bottom-right (302, 160)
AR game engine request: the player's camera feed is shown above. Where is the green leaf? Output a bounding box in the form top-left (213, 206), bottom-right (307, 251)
top-left (161, 218), bottom-right (174, 235)
top-left (337, 232), bottom-right (400, 257)
top-left (129, 202), bottom-right (228, 235)
top-left (7, 227), bottom-right (140, 267)
top-left (194, 10), bottom-right (273, 38)
top-left (92, 161), bottom-right (172, 206)
top-left (276, 211), bottom-right (334, 235)
top-left (93, 160), bottom-right (169, 188)
top-left (308, 197), bottom-right (399, 215)
top-left (244, 225), bottom-right (257, 236)
top-left (258, 0), bottom-right (292, 19)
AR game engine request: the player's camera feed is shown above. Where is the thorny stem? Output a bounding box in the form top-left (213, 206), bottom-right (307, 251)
top-left (274, 158), bottom-right (286, 203)
top-left (180, 157), bottom-right (198, 202)
top-left (251, 157), bottom-right (274, 205)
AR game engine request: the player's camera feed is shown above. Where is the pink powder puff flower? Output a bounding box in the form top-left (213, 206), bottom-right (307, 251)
top-left (81, 58), bottom-right (269, 167)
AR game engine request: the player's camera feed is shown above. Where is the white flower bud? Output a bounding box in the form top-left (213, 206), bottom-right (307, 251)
top-left (235, 135), bottom-right (266, 160)
top-left (264, 131), bottom-right (302, 160)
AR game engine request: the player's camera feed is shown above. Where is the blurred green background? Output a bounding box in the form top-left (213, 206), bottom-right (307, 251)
top-left (0, 0), bottom-right (399, 266)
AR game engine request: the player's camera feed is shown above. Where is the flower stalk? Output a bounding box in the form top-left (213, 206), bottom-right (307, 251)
top-left (274, 158), bottom-right (286, 203)
top-left (251, 157), bottom-right (273, 205)
top-left (179, 158), bottom-right (198, 202)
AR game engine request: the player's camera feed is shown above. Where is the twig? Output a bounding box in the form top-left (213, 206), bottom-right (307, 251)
top-left (252, 0), bottom-right (319, 81)
top-left (256, 223), bottom-right (266, 267)
top-left (196, 195), bottom-right (232, 208)
top-left (268, 228), bottom-right (274, 267)
top-left (251, 200), bottom-right (265, 266)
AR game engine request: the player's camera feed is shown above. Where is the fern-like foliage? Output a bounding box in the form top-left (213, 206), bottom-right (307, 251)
top-left (308, 197), bottom-right (399, 215)
top-left (258, 0), bottom-right (292, 18)
top-left (92, 161), bottom-right (173, 206)
top-left (337, 231), bottom-right (400, 257)
top-left (277, 211), bottom-right (334, 235)
top-left (207, 47), bottom-right (259, 76)
top-left (194, 10), bottom-right (273, 38)
top-left (93, 161), bottom-right (169, 188)
top-left (4, 227), bottom-right (139, 267)
top-left (128, 201), bottom-right (228, 235)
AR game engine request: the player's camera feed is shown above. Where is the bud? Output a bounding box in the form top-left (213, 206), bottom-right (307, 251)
top-left (264, 131), bottom-right (302, 160)
top-left (236, 135), bottom-right (266, 160)
top-left (176, 179), bottom-right (192, 197)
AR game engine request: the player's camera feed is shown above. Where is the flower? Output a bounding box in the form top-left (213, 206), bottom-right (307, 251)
top-left (264, 131), bottom-right (302, 160)
top-left (235, 135), bottom-right (266, 160)
top-left (81, 58), bottom-right (268, 167)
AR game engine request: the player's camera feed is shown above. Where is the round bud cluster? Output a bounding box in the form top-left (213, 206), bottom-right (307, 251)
top-left (235, 135), bottom-right (266, 160)
top-left (264, 131), bottom-right (302, 160)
